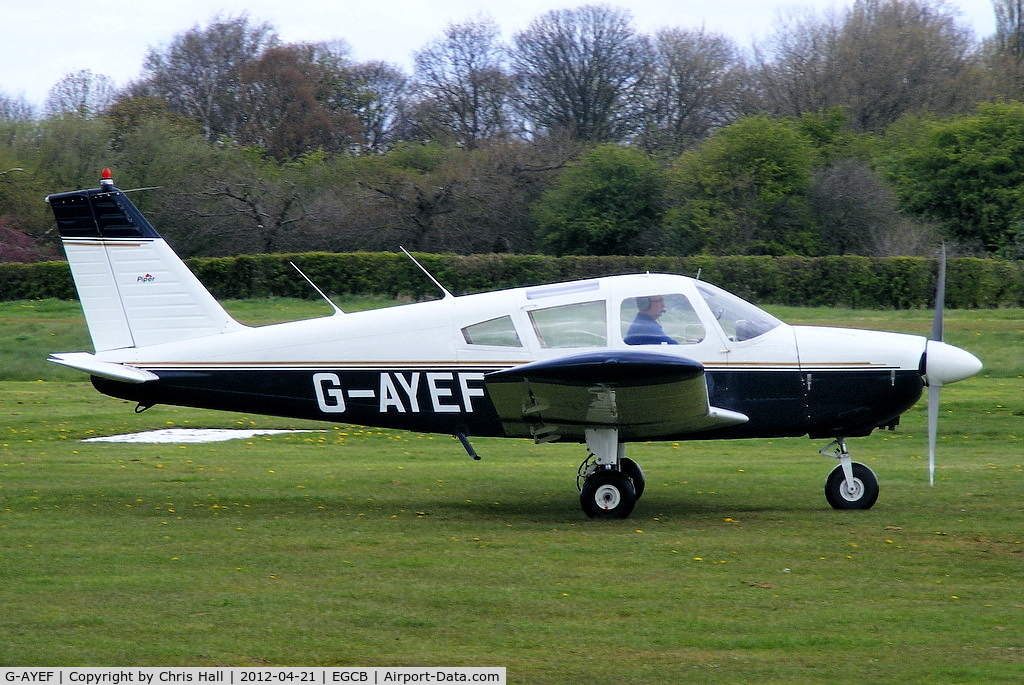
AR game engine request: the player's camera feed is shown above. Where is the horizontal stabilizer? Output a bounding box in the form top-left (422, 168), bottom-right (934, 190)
top-left (49, 352), bottom-right (159, 384)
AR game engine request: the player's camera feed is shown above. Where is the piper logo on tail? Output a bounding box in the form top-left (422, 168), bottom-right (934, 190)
top-left (137, 273), bottom-right (155, 283)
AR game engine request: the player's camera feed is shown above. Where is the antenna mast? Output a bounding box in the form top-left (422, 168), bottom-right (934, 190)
top-left (400, 247), bottom-right (453, 300)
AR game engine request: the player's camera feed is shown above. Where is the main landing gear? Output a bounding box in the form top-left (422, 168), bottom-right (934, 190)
top-left (820, 438), bottom-right (879, 510)
top-left (577, 428), bottom-right (646, 519)
top-left (574, 432), bottom-right (880, 518)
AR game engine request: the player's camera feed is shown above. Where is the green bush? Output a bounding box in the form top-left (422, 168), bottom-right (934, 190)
top-left (2, 253), bottom-right (1022, 309)
top-left (0, 261), bottom-right (77, 300)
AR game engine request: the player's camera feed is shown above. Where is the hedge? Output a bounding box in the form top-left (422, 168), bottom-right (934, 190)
top-left (2, 252), bottom-right (1022, 309)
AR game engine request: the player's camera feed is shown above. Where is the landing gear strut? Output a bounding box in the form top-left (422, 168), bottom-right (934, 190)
top-left (820, 438), bottom-right (879, 510)
top-left (577, 428), bottom-right (645, 519)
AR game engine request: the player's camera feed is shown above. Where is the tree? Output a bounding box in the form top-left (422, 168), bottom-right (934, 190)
top-left (411, 16), bottom-right (513, 149)
top-left (0, 92), bottom-right (35, 121)
top-left (756, 0), bottom-right (984, 131)
top-left (137, 14), bottom-right (278, 141)
top-left (347, 61), bottom-right (409, 153)
top-left (883, 102), bottom-right (1024, 256)
top-left (987, 0), bottom-right (1024, 97)
top-left (354, 145), bottom-right (460, 252)
top-left (33, 115), bottom-right (114, 192)
top-left (0, 219), bottom-right (58, 262)
top-left (0, 160), bottom-right (52, 250)
top-left (533, 144), bottom-right (663, 255)
top-left (994, 0), bottom-right (1024, 58)
top-left (44, 70), bottom-right (117, 118)
top-left (641, 28), bottom-right (748, 153)
top-left (838, 0), bottom-right (982, 130)
top-left (203, 176), bottom-right (308, 253)
top-left (511, 5), bottom-right (651, 142)
top-left (238, 43), bottom-right (361, 160)
top-left (104, 95), bottom-right (200, 143)
top-left (753, 8), bottom-right (840, 120)
top-left (807, 158), bottom-right (939, 255)
top-left (666, 115), bottom-right (818, 255)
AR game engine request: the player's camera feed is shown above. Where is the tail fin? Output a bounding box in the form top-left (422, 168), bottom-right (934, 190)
top-left (46, 169), bottom-right (244, 352)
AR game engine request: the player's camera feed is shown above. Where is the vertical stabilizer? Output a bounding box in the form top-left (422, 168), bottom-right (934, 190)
top-left (46, 170), bottom-right (244, 352)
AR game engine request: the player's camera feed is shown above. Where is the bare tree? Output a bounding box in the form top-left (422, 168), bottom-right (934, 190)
top-left (642, 27), bottom-right (748, 152)
top-left (988, 0), bottom-right (1024, 97)
top-left (0, 92), bottom-right (35, 121)
top-left (510, 4), bottom-right (652, 142)
top-left (203, 179), bottom-right (308, 253)
top-left (756, 0), bottom-right (983, 131)
top-left (358, 178), bottom-right (457, 252)
top-left (347, 61), bottom-right (410, 153)
top-left (411, 16), bottom-right (513, 149)
top-left (44, 70), bottom-right (117, 117)
top-left (995, 0), bottom-right (1024, 57)
top-left (752, 8), bottom-right (841, 119)
top-left (136, 14), bottom-right (278, 141)
top-left (835, 0), bottom-right (982, 130)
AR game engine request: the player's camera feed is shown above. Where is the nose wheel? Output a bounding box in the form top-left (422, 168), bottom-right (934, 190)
top-left (821, 439), bottom-right (879, 510)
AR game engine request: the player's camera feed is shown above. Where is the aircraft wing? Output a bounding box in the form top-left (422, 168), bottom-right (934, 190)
top-left (485, 350), bottom-right (748, 441)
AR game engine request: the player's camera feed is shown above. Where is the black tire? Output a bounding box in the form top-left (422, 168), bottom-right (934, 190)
top-left (824, 462), bottom-right (879, 510)
top-left (580, 470), bottom-right (637, 519)
top-left (619, 457), bottom-right (646, 499)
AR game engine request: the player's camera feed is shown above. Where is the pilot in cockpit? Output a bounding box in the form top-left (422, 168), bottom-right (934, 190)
top-left (624, 295), bottom-right (679, 345)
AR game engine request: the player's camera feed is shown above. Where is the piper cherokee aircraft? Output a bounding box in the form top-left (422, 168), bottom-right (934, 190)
top-left (45, 170), bottom-right (982, 518)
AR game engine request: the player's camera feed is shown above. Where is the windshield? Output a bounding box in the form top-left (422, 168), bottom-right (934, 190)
top-left (696, 282), bottom-right (782, 342)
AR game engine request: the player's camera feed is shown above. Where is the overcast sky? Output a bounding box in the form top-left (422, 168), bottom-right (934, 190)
top-left (1, 0), bottom-right (998, 109)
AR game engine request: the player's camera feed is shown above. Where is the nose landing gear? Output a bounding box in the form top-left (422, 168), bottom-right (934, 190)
top-left (820, 439), bottom-right (879, 510)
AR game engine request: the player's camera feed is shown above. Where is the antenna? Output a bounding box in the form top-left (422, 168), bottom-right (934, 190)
top-left (290, 262), bottom-right (344, 315)
top-left (400, 247), bottom-right (453, 300)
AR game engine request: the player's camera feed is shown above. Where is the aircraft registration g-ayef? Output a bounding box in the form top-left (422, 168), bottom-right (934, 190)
top-left (46, 170), bottom-right (982, 519)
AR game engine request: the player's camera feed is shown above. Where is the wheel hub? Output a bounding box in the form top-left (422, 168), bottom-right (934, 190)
top-left (841, 477), bottom-right (864, 502)
top-left (592, 483), bottom-right (622, 510)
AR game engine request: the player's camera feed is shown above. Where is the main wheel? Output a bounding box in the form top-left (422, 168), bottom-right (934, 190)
top-left (619, 457), bottom-right (646, 499)
top-left (825, 462), bottom-right (879, 510)
top-left (580, 470), bottom-right (637, 519)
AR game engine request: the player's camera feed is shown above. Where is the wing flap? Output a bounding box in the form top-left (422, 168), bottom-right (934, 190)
top-left (486, 351), bottom-right (747, 440)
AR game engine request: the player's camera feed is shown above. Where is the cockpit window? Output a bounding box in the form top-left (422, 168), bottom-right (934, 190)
top-left (621, 294), bottom-right (705, 345)
top-left (696, 282), bottom-right (782, 341)
top-left (529, 301), bottom-right (607, 348)
top-left (462, 315), bottom-right (523, 347)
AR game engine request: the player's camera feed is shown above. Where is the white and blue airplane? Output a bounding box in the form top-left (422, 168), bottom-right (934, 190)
top-left (46, 170), bottom-right (982, 518)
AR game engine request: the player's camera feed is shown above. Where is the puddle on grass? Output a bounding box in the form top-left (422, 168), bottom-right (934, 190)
top-left (83, 428), bottom-right (322, 444)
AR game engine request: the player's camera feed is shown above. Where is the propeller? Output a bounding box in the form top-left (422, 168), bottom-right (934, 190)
top-left (927, 245), bottom-right (945, 486)
top-left (922, 245), bottom-right (982, 485)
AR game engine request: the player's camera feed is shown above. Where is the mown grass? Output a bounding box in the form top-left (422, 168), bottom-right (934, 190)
top-left (1, 299), bottom-right (1022, 681)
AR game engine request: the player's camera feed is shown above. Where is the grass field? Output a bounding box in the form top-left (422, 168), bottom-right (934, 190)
top-left (1, 299), bottom-right (1022, 681)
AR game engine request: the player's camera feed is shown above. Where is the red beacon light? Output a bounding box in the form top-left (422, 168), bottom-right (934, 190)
top-left (100, 168), bottom-right (114, 190)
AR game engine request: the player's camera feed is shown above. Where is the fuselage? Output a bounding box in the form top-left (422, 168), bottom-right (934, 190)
top-left (89, 273), bottom-right (936, 442)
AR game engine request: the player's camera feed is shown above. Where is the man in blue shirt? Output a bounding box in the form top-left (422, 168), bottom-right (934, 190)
top-left (625, 295), bottom-right (678, 345)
